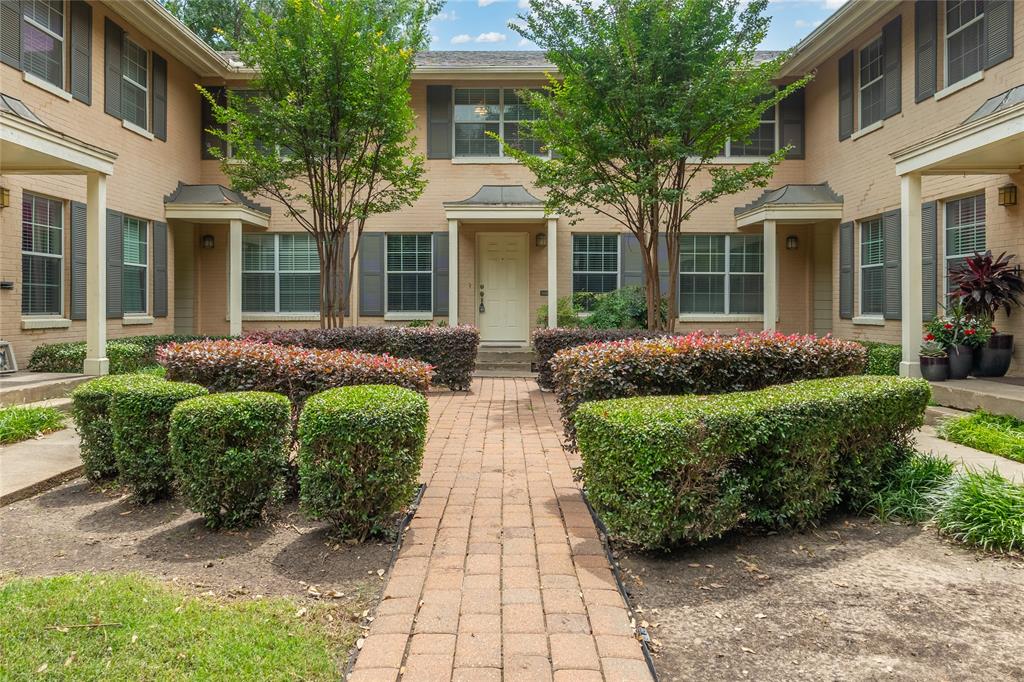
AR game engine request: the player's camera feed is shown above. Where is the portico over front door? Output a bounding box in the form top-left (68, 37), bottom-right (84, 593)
top-left (477, 232), bottom-right (529, 343)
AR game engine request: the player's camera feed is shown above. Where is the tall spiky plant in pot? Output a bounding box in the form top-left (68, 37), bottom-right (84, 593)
top-left (949, 251), bottom-right (1024, 377)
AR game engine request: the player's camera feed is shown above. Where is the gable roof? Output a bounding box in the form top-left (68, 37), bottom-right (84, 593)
top-left (164, 182), bottom-right (270, 215)
top-left (735, 183), bottom-right (844, 215)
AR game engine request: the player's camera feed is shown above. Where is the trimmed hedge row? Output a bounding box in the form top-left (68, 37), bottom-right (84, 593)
top-left (575, 375), bottom-right (930, 549)
top-left (245, 326), bottom-right (480, 390)
top-left (532, 328), bottom-right (671, 389)
top-left (171, 392), bottom-right (292, 528)
top-left (550, 331), bottom-right (867, 445)
top-left (29, 335), bottom-right (228, 374)
top-left (856, 341), bottom-right (902, 376)
top-left (298, 385), bottom-right (428, 539)
top-left (159, 340), bottom-right (432, 405)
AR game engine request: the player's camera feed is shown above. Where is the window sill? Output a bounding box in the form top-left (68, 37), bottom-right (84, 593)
top-left (23, 72), bottom-right (72, 101)
top-left (678, 314), bottom-right (764, 323)
top-left (703, 156), bottom-right (775, 165)
top-left (21, 317), bottom-right (72, 330)
top-left (384, 312), bottom-right (434, 321)
top-left (238, 312), bottom-right (321, 322)
top-left (122, 315), bottom-right (155, 326)
top-left (850, 120), bottom-right (884, 141)
top-left (451, 157), bottom-right (521, 165)
top-left (935, 70), bottom-right (984, 101)
top-left (122, 120), bottom-right (155, 140)
top-left (852, 315), bottom-right (885, 326)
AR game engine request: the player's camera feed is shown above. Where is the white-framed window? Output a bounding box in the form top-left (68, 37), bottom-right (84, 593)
top-left (21, 192), bottom-right (64, 316)
top-left (945, 0), bottom-right (985, 86)
top-left (453, 87), bottom-right (549, 159)
top-left (21, 0), bottom-right (65, 88)
top-left (945, 193), bottom-right (986, 293)
top-left (859, 217), bottom-right (884, 316)
top-left (858, 35), bottom-right (885, 129)
top-left (121, 36), bottom-right (148, 130)
top-left (727, 99), bottom-right (778, 157)
top-left (242, 233), bottom-right (320, 313)
top-left (680, 234), bottom-right (763, 314)
top-left (122, 216), bottom-right (148, 314)
top-left (386, 234), bottom-right (432, 313)
top-left (572, 234), bottom-right (619, 308)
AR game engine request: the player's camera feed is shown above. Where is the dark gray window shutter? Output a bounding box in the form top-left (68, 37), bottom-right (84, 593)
top-left (69, 1), bottom-right (91, 104)
top-left (70, 201), bottom-right (87, 320)
top-left (838, 51), bottom-right (854, 141)
top-left (985, 0), bottom-right (1014, 68)
top-left (106, 209), bottom-right (123, 318)
top-left (426, 85), bottom-right (452, 160)
top-left (839, 221), bottom-right (854, 319)
top-left (882, 209), bottom-right (902, 320)
top-left (914, 0), bottom-right (937, 102)
top-left (201, 86), bottom-right (227, 159)
top-left (619, 234), bottom-right (644, 289)
top-left (341, 232), bottom-right (350, 316)
top-left (0, 0), bottom-right (21, 69)
top-left (433, 232), bottom-right (449, 316)
top-left (882, 16), bottom-right (902, 119)
top-left (153, 221), bottom-right (168, 317)
top-left (358, 232), bottom-right (385, 316)
top-left (922, 201), bottom-right (937, 321)
top-left (104, 18), bottom-right (124, 118)
top-left (152, 52), bottom-right (167, 140)
top-left (779, 88), bottom-right (805, 159)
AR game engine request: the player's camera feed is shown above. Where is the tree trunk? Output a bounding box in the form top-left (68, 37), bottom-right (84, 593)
top-left (317, 234), bottom-right (346, 329)
top-left (665, 232), bottom-right (679, 332)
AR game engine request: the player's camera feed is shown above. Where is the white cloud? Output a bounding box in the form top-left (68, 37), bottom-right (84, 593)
top-left (823, 0), bottom-right (848, 8)
top-left (430, 34), bottom-right (439, 45)
top-left (451, 33), bottom-right (472, 44)
top-left (518, 0), bottom-right (530, 8)
top-left (475, 31), bottom-right (508, 43)
top-left (794, 18), bottom-right (823, 29)
top-left (518, 37), bottom-right (533, 47)
top-left (433, 10), bottom-right (457, 22)
top-left (478, 0), bottom-right (500, 6)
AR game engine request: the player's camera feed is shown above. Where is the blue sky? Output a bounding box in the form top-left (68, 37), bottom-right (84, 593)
top-left (429, 0), bottom-right (849, 51)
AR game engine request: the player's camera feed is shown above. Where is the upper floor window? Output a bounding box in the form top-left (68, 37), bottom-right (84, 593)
top-left (945, 193), bottom-right (986, 291)
top-left (572, 234), bottom-right (619, 308)
top-left (123, 216), bottom-right (148, 314)
top-left (21, 0), bottom-right (64, 88)
top-left (680, 234), bottom-right (763, 315)
top-left (453, 88), bottom-right (548, 159)
top-left (242, 233), bottom-right (320, 313)
top-left (21, 192), bottom-right (63, 316)
top-left (858, 36), bottom-right (884, 128)
top-left (859, 217), bottom-right (884, 316)
top-left (386, 234), bottom-right (432, 313)
top-left (122, 37), bottom-right (148, 130)
top-left (727, 100), bottom-right (778, 157)
top-left (945, 0), bottom-right (985, 86)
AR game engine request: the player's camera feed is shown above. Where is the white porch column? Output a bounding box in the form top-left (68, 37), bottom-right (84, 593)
top-left (83, 172), bottom-right (108, 376)
top-left (763, 219), bottom-right (777, 332)
top-left (229, 219), bottom-right (243, 337)
top-left (900, 173), bottom-right (923, 377)
top-left (547, 218), bottom-right (558, 329)
top-left (448, 218), bottom-right (459, 327)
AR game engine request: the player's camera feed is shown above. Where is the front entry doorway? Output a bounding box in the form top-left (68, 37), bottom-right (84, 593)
top-left (477, 232), bottom-right (529, 343)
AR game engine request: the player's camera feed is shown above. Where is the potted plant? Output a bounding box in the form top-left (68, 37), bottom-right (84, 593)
top-left (919, 340), bottom-right (949, 382)
top-left (924, 311), bottom-right (972, 379)
top-left (949, 251), bottom-right (1024, 377)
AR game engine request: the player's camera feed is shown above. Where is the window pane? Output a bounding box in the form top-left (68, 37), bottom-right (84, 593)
top-left (730, 122), bottom-right (776, 156)
top-left (22, 1), bottom-right (63, 88)
top-left (387, 273), bottom-right (432, 312)
top-left (572, 234), bottom-right (618, 303)
top-left (279, 233), bottom-right (318, 271)
top-left (22, 193), bottom-right (63, 255)
top-left (861, 266), bottom-right (884, 315)
top-left (946, 1), bottom-right (984, 85)
top-left (680, 234), bottom-right (726, 273)
top-left (945, 194), bottom-right (986, 257)
top-left (123, 264), bottom-right (147, 313)
top-left (503, 89), bottom-right (545, 156)
top-left (680, 274), bottom-right (725, 314)
top-left (454, 88), bottom-right (500, 122)
top-left (123, 218), bottom-right (147, 266)
top-left (386, 234), bottom-right (432, 313)
top-left (860, 219), bottom-right (884, 266)
top-left (280, 273), bottom-right (320, 312)
top-left (122, 38), bottom-right (147, 129)
top-left (729, 235), bottom-right (763, 273)
top-left (242, 272), bottom-right (275, 312)
top-left (387, 234), bottom-right (432, 272)
top-left (21, 254), bottom-right (61, 315)
top-left (242, 234), bottom-right (275, 271)
top-left (729, 274), bottom-right (763, 314)
top-left (454, 123), bottom-right (499, 157)
top-left (946, 0), bottom-right (983, 33)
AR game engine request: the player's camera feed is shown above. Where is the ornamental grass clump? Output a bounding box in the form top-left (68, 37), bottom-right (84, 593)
top-left (574, 375), bottom-right (929, 550)
top-left (298, 385), bottom-right (428, 540)
top-left (938, 410), bottom-right (1024, 463)
top-left (551, 331), bottom-right (867, 445)
top-left (170, 392), bottom-right (291, 528)
top-left (110, 379), bottom-right (207, 502)
top-left (70, 374), bottom-right (165, 481)
top-left (930, 469), bottom-right (1024, 553)
top-left (0, 405), bottom-right (65, 445)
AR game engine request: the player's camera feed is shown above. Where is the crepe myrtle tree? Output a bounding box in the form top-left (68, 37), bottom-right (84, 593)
top-left (202, 0), bottom-right (437, 327)
top-left (506, 0), bottom-right (811, 330)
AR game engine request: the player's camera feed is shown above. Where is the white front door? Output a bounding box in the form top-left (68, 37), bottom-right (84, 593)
top-left (477, 232), bottom-right (529, 343)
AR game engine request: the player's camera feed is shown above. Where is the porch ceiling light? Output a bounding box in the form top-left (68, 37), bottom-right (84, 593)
top-left (998, 183), bottom-right (1018, 207)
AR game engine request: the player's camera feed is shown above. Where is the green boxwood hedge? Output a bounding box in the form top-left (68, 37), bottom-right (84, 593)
top-left (70, 374), bottom-right (166, 481)
top-left (170, 392), bottom-right (291, 528)
top-left (110, 379), bottom-right (208, 502)
top-left (29, 335), bottom-right (228, 374)
top-left (574, 375), bottom-right (930, 549)
top-left (856, 341), bottom-right (902, 376)
top-left (297, 385), bottom-right (428, 539)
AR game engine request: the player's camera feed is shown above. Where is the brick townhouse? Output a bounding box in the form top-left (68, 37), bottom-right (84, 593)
top-left (1, 0), bottom-right (1021, 376)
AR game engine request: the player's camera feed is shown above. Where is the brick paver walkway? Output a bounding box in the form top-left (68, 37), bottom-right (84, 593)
top-left (350, 378), bottom-right (651, 682)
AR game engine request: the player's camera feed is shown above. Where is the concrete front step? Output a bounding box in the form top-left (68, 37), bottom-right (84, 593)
top-left (929, 378), bottom-right (1024, 421)
top-left (0, 373), bottom-right (90, 407)
top-left (0, 427), bottom-right (83, 506)
top-left (477, 350), bottom-right (535, 363)
top-left (924, 405), bottom-right (970, 427)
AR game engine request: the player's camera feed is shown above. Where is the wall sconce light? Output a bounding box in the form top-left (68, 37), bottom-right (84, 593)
top-left (786, 235), bottom-right (799, 250)
top-left (998, 183), bottom-right (1018, 206)
top-left (0, 186), bottom-right (9, 209)
top-left (201, 234), bottom-right (215, 249)
top-left (535, 233), bottom-right (547, 248)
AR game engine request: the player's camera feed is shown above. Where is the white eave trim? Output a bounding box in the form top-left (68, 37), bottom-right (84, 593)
top-left (0, 112), bottom-right (117, 176)
top-left (735, 203), bottom-right (844, 228)
top-left (443, 206), bottom-right (556, 222)
top-left (778, 0), bottom-right (901, 78)
top-left (116, 0), bottom-right (238, 78)
top-left (891, 101), bottom-right (1024, 176)
top-left (163, 203), bottom-right (271, 228)
top-left (412, 66), bottom-right (555, 80)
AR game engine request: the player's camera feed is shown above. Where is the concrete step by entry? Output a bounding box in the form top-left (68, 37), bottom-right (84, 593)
top-left (0, 373), bottom-right (90, 407)
top-left (474, 348), bottom-right (536, 375)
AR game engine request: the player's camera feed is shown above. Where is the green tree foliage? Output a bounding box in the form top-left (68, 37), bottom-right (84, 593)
top-left (162, 0), bottom-right (283, 50)
top-left (508, 0), bottom-right (811, 329)
top-left (203, 0), bottom-right (437, 327)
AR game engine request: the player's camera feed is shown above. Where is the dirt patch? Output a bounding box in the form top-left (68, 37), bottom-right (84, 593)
top-left (617, 517), bottom-right (1024, 681)
top-left (0, 477), bottom-right (395, 606)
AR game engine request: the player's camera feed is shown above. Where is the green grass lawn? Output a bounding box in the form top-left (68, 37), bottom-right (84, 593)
top-left (938, 410), bottom-right (1024, 463)
top-left (0, 574), bottom-right (355, 680)
top-left (0, 405), bottom-right (65, 445)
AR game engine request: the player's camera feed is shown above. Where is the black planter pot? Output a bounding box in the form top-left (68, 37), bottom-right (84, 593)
top-left (920, 356), bottom-right (950, 382)
top-left (948, 344), bottom-right (973, 380)
top-left (972, 333), bottom-right (1014, 378)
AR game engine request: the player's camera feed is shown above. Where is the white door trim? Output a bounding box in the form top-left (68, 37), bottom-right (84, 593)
top-left (476, 231), bottom-right (529, 343)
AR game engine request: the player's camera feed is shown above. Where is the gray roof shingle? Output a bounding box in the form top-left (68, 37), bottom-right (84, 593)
top-left (445, 185), bottom-right (545, 206)
top-left (164, 182), bottom-right (270, 214)
top-left (735, 182), bottom-right (843, 216)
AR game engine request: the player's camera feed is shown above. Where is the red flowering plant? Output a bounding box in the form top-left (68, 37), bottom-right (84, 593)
top-left (923, 303), bottom-right (992, 351)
